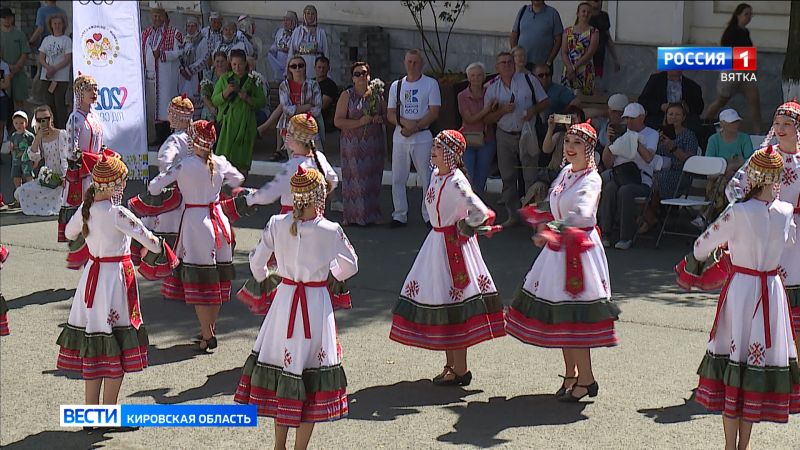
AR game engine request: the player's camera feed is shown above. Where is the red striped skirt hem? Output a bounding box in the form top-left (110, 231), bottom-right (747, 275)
top-left (695, 376), bottom-right (800, 423)
top-left (505, 308), bottom-right (618, 348)
top-left (233, 375), bottom-right (348, 427)
top-left (791, 306), bottom-right (799, 334)
top-left (0, 313), bottom-right (8, 336)
top-left (161, 277), bottom-right (232, 305)
top-left (389, 312), bottom-right (506, 350)
top-left (56, 346), bottom-right (148, 380)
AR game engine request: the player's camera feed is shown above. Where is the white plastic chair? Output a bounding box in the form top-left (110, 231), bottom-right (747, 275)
top-left (655, 156), bottom-right (727, 248)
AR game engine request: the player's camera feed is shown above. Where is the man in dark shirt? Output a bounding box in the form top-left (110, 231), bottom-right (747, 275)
top-left (315, 56), bottom-right (339, 133)
top-left (588, 0), bottom-right (620, 80)
top-left (638, 70), bottom-right (704, 130)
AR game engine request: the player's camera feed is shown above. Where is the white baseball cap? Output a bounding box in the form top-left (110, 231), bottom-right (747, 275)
top-left (622, 102), bottom-right (645, 119)
top-left (209, 11), bottom-right (221, 19)
top-left (719, 108), bottom-right (742, 123)
top-left (607, 93), bottom-right (629, 112)
top-left (12, 110), bottom-right (28, 122)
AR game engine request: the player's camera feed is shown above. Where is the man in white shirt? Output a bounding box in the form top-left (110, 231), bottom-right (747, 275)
top-left (484, 51), bottom-right (549, 226)
top-left (598, 102), bottom-right (659, 250)
top-left (387, 49), bottom-right (441, 227)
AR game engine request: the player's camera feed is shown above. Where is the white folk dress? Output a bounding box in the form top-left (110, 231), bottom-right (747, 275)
top-left (727, 145), bottom-right (800, 332)
top-left (506, 166), bottom-right (620, 348)
top-left (57, 201), bottom-right (162, 379)
top-left (234, 214), bottom-right (358, 427)
top-left (146, 131), bottom-right (190, 242)
top-left (390, 168), bottom-right (504, 350)
top-left (246, 152), bottom-right (338, 212)
top-left (692, 198), bottom-right (799, 423)
top-left (287, 25), bottom-right (328, 80)
top-left (16, 129), bottom-right (69, 216)
top-left (148, 154), bottom-right (244, 305)
top-left (59, 110), bottom-right (103, 241)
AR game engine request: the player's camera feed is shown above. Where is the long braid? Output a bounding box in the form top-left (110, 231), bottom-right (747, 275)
top-left (204, 150), bottom-right (215, 181)
top-left (309, 145), bottom-right (328, 191)
top-left (81, 185), bottom-right (96, 238)
top-left (759, 128), bottom-right (776, 151)
top-left (290, 207), bottom-right (302, 236)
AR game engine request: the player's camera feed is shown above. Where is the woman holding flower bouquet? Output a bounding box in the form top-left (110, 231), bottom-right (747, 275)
top-left (15, 105), bottom-right (69, 216)
top-left (334, 62), bottom-right (386, 226)
top-left (212, 49), bottom-right (266, 175)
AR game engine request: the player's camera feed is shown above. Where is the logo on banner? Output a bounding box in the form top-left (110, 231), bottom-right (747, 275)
top-left (80, 25), bottom-right (120, 67)
top-left (657, 47), bottom-right (758, 83)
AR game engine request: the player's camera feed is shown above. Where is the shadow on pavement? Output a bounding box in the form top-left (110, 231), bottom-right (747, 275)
top-left (147, 343), bottom-right (210, 367)
top-left (637, 389), bottom-right (718, 423)
top-left (7, 289), bottom-right (75, 309)
top-left (41, 369), bottom-right (83, 380)
top-left (348, 379), bottom-right (482, 421)
top-left (2, 430), bottom-right (112, 449)
top-left (436, 394), bottom-right (589, 447)
top-left (127, 367), bottom-right (240, 404)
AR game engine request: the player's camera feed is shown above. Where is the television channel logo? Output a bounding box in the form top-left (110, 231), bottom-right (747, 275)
top-left (658, 47), bottom-right (757, 82)
top-left (61, 405), bottom-right (121, 427)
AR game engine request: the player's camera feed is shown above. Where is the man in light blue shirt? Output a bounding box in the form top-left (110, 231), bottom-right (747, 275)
top-left (510, 1), bottom-right (564, 68)
top-left (532, 64), bottom-right (577, 121)
top-left (28, 1), bottom-right (66, 46)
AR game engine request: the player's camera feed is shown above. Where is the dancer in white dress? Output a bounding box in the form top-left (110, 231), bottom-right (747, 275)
top-left (727, 100), bottom-right (800, 357)
top-left (506, 120), bottom-right (620, 402)
top-left (15, 105), bottom-right (69, 216)
top-left (238, 114), bottom-right (338, 314)
top-left (234, 166), bottom-right (357, 450)
top-left (390, 130), bottom-right (503, 386)
top-left (60, 73), bottom-right (103, 242)
top-left (147, 120), bottom-right (244, 351)
top-left (57, 152), bottom-right (175, 407)
top-left (690, 146), bottom-right (799, 448)
top-left (129, 95), bottom-right (194, 257)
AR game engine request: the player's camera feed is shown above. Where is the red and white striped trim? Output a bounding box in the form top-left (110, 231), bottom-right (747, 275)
top-left (505, 308), bottom-right (618, 348)
top-left (696, 376), bottom-right (800, 423)
top-left (57, 345), bottom-right (148, 380)
top-left (389, 312), bottom-right (506, 350)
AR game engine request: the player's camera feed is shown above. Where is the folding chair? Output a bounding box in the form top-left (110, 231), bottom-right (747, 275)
top-left (655, 156), bottom-right (727, 248)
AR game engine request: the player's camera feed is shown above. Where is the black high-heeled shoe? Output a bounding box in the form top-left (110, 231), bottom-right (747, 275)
top-left (433, 370), bottom-right (472, 387)
top-left (558, 381), bottom-right (599, 402)
top-left (555, 375), bottom-right (578, 397)
top-left (432, 365), bottom-right (454, 383)
top-left (195, 336), bottom-right (217, 352)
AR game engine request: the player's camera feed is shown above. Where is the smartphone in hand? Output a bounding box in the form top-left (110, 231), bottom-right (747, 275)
top-left (661, 124), bottom-right (676, 140)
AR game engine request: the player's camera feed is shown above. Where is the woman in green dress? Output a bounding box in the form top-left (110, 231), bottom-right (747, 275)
top-left (212, 49), bottom-right (266, 175)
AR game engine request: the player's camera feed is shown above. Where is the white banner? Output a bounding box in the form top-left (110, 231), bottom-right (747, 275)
top-left (72, 0), bottom-right (148, 179)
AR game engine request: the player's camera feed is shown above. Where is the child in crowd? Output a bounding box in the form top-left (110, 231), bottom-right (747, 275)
top-left (9, 111), bottom-right (35, 206)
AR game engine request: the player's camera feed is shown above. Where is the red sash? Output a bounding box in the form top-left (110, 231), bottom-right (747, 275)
top-left (185, 202), bottom-right (231, 248)
top-left (540, 226), bottom-right (596, 297)
top-left (84, 254), bottom-right (141, 329)
top-left (712, 265), bottom-right (777, 349)
top-left (433, 226), bottom-right (470, 290)
top-left (282, 278), bottom-right (328, 339)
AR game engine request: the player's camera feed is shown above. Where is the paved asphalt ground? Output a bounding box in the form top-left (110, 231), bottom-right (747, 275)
top-left (0, 161), bottom-right (797, 449)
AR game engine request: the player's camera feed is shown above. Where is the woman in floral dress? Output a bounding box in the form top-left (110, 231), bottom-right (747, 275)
top-left (560, 2), bottom-right (599, 95)
top-left (334, 62), bottom-right (385, 226)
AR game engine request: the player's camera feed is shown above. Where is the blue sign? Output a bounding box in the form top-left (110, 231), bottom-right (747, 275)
top-left (657, 47), bottom-right (733, 71)
top-left (61, 404), bottom-right (258, 427)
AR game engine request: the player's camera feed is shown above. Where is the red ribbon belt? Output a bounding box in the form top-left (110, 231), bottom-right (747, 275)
top-left (540, 226), bottom-right (596, 297)
top-left (185, 202), bottom-right (231, 249)
top-left (84, 254), bottom-right (140, 328)
top-left (283, 278), bottom-right (328, 339)
top-left (433, 225), bottom-right (470, 290)
top-left (712, 265), bottom-right (778, 349)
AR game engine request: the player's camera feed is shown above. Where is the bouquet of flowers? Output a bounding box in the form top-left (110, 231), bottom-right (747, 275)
top-left (38, 166), bottom-right (63, 189)
top-left (364, 78), bottom-right (385, 117)
top-left (248, 71), bottom-right (264, 86)
top-left (200, 78), bottom-right (214, 98)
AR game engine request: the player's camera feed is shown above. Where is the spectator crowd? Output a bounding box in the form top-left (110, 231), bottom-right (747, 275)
top-left (1, 1), bottom-right (780, 250)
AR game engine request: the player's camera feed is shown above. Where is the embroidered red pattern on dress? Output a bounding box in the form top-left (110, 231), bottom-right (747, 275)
top-left (283, 348), bottom-right (292, 368)
top-left (778, 266), bottom-right (788, 281)
top-left (404, 280), bottom-right (419, 298)
top-left (747, 342), bottom-right (765, 366)
top-left (449, 286), bottom-right (463, 302)
top-left (784, 167), bottom-right (797, 186)
top-left (317, 349), bottom-right (326, 364)
top-left (477, 274), bottom-right (493, 293)
top-left (107, 309), bottom-right (120, 326)
top-left (730, 339), bottom-right (736, 354)
top-left (425, 187), bottom-right (436, 204)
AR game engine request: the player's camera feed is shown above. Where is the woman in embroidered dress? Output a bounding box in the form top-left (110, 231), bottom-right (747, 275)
top-left (57, 153), bottom-right (175, 410)
top-left (560, 2), bottom-right (599, 95)
top-left (726, 100), bottom-right (800, 357)
top-left (15, 105), bottom-right (69, 216)
top-left (390, 130), bottom-right (503, 386)
top-left (268, 11), bottom-right (298, 81)
top-left (128, 95), bottom-right (194, 263)
top-left (237, 114), bottom-right (338, 314)
top-left (59, 73), bottom-right (103, 242)
top-left (287, 5), bottom-right (327, 81)
top-left (148, 120), bottom-right (244, 351)
top-left (179, 16), bottom-right (208, 121)
top-left (1, 245), bottom-right (9, 336)
top-left (235, 166), bottom-right (357, 450)
top-left (334, 61), bottom-right (386, 226)
top-left (690, 146), bottom-right (799, 449)
top-left (506, 120), bottom-right (620, 402)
